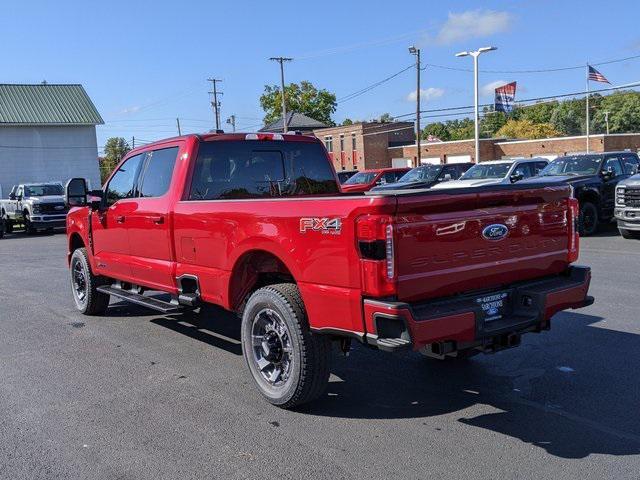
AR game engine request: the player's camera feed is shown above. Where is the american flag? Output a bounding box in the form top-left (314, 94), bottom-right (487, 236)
top-left (588, 65), bottom-right (610, 84)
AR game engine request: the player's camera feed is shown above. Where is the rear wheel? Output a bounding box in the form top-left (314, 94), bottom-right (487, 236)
top-left (619, 228), bottom-right (640, 240)
top-left (241, 283), bottom-right (331, 409)
top-left (70, 248), bottom-right (110, 315)
top-left (578, 201), bottom-right (599, 236)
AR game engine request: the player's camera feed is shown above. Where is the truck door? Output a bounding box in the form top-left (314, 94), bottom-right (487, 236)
top-left (92, 153), bottom-right (145, 281)
top-left (600, 156), bottom-right (624, 218)
top-left (127, 146), bottom-right (180, 290)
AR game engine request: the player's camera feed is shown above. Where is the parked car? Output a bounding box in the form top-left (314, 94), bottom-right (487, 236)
top-left (614, 172), bottom-right (640, 239)
top-left (1, 183), bottom-right (68, 234)
top-left (336, 170), bottom-right (358, 184)
top-left (64, 132), bottom-right (592, 409)
top-left (431, 158), bottom-right (549, 190)
top-left (371, 163), bottom-right (473, 191)
top-left (520, 152), bottom-right (640, 236)
top-left (340, 167), bottom-right (410, 192)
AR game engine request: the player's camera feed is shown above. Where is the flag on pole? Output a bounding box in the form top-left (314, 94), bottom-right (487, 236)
top-left (588, 65), bottom-right (610, 84)
top-left (495, 82), bottom-right (517, 113)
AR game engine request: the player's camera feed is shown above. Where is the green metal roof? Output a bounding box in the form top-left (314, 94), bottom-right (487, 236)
top-left (0, 84), bottom-right (103, 125)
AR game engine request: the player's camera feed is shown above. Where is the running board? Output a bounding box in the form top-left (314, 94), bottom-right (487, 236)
top-left (97, 286), bottom-right (180, 313)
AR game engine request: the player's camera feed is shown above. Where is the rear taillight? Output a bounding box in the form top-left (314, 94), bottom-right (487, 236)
top-left (356, 215), bottom-right (396, 296)
top-left (567, 197), bottom-right (580, 263)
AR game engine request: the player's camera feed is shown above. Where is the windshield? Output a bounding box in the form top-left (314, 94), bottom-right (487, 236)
top-left (344, 171), bottom-right (377, 185)
top-left (398, 165), bottom-right (442, 183)
top-left (539, 155), bottom-right (602, 176)
top-left (24, 184), bottom-right (63, 197)
top-left (460, 163), bottom-right (511, 180)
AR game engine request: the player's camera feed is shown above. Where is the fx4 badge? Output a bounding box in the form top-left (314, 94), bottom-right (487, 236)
top-left (300, 217), bottom-right (342, 235)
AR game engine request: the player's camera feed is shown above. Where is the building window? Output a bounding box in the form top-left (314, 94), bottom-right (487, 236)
top-left (324, 136), bottom-right (333, 151)
top-left (351, 133), bottom-right (356, 151)
top-left (340, 134), bottom-right (344, 152)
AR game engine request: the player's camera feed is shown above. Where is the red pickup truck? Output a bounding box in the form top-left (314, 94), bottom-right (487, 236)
top-left (65, 132), bottom-right (593, 408)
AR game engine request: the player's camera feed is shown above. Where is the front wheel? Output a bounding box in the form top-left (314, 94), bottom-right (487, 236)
top-left (619, 228), bottom-right (640, 240)
top-left (70, 248), bottom-right (110, 315)
top-left (578, 201), bottom-right (599, 236)
top-left (24, 213), bottom-right (36, 235)
top-left (241, 283), bottom-right (331, 409)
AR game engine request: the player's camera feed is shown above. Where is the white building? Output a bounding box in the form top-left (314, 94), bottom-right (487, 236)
top-left (0, 83), bottom-right (103, 197)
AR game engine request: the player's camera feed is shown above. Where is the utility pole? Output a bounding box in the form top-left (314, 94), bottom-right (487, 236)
top-left (604, 110), bottom-right (610, 135)
top-left (226, 114), bottom-right (236, 132)
top-left (132, 136), bottom-right (135, 149)
top-left (455, 46), bottom-right (497, 163)
top-left (176, 117), bottom-right (182, 136)
top-left (269, 57), bottom-right (292, 132)
top-left (409, 46), bottom-right (421, 166)
top-left (207, 78), bottom-right (223, 130)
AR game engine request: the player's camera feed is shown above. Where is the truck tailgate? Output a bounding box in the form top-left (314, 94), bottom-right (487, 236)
top-left (392, 184), bottom-right (572, 303)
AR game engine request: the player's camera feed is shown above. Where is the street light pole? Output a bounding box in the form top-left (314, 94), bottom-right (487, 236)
top-left (409, 46), bottom-right (421, 166)
top-left (269, 57), bottom-right (293, 132)
top-left (455, 46), bottom-right (497, 163)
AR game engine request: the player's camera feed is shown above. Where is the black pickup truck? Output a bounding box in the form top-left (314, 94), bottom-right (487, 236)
top-left (521, 151), bottom-right (640, 236)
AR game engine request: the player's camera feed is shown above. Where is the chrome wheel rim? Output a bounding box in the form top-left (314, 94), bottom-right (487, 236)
top-left (72, 260), bottom-right (87, 303)
top-left (251, 308), bottom-right (293, 387)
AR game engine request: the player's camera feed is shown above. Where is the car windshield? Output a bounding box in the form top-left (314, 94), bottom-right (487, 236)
top-left (398, 165), bottom-right (442, 183)
top-left (344, 171), bottom-right (377, 185)
top-left (24, 184), bottom-right (63, 197)
top-left (460, 163), bottom-right (511, 180)
top-left (539, 155), bottom-right (602, 176)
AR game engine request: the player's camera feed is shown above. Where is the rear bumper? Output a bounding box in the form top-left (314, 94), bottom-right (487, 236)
top-left (364, 265), bottom-right (593, 352)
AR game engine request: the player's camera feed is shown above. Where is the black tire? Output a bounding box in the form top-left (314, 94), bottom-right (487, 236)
top-left (241, 283), bottom-right (331, 409)
top-left (70, 248), bottom-right (110, 315)
top-left (24, 212), bottom-right (36, 235)
top-left (619, 228), bottom-right (640, 240)
top-left (578, 201), bottom-right (599, 236)
top-left (0, 220), bottom-right (4, 239)
top-left (4, 219), bottom-right (13, 234)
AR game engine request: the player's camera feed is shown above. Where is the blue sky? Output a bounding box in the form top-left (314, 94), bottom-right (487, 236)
top-left (1, 0), bottom-right (639, 152)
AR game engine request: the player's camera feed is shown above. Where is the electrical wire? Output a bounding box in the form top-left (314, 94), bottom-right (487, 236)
top-left (337, 65), bottom-right (414, 103)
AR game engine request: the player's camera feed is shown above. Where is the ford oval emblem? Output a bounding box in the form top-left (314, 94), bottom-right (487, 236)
top-left (482, 224), bottom-right (509, 241)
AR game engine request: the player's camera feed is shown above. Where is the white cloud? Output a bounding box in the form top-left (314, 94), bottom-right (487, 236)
top-left (119, 105), bottom-right (141, 114)
top-left (435, 10), bottom-right (512, 45)
top-left (480, 80), bottom-right (509, 97)
top-left (407, 87), bottom-right (445, 102)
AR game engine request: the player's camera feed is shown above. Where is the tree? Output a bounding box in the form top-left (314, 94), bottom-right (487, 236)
top-left (550, 99), bottom-right (585, 135)
top-left (259, 80), bottom-right (337, 126)
top-left (341, 118), bottom-right (354, 126)
top-left (516, 101), bottom-right (558, 124)
top-left (447, 118), bottom-right (475, 140)
top-left (101, 137), bottom-right (131, 183)
top-left (592, 91), bottom-right (640, 134)
top-left (481, 109), bottom-right (508, 137)
top-left (378, 113), bottom-right (394, 123)
top-left (422, 122), bottom-right (451, 141)
top-left (496, 119), bottom-right (560, 139)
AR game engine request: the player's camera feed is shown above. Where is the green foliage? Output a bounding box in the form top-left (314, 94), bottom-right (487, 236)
top-left (550, 99), bottom-right (585, 136)
top-left (448, 118), bottom-right (475, 140)
top-left (422, 122), bottom-right (451, 141)
top-left (378, 113), bottom-right (394, 123)
top-left (101, 137), bottom-right (131, 183)
top-left (481, 110), bottom-right (508, 137)
top-left (515, 101), bottom-right (558, 124)
top-left (591, 91), bottom-right (640, 133)
top-left (260, 81), bottom-right (337, 126)
top-left (496, 119), bottom-right (561, 139)
top-left (341, 118), bottom-right (354, 126)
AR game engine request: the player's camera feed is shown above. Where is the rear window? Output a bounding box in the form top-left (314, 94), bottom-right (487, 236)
top-left (188, 140), bottom-right (337, 200)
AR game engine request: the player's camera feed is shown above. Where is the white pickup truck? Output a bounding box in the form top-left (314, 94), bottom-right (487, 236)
top-left (1, 183), bottom-right (68, 234)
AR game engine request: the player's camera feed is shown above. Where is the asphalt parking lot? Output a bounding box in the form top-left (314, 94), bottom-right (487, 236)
top-left (1, 227), bottom-right (639, 480)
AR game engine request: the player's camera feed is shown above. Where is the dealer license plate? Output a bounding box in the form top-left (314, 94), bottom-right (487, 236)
top-left (476, 292), bottom-right (509, 322)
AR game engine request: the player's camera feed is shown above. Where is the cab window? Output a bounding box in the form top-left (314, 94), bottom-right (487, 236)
top-left (138, 147), bottom-right (179, 198)
top-left (602, 157), bottom-right (623, 177)
top-left (622, 154), bottom-right (639, 175)
top-left (105, 153), bottom-right (145, 206)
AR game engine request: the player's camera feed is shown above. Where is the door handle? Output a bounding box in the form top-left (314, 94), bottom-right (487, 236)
top-left (116, 215), bottom-right (125, 224)
top-left (149, 215), bottom-right (164, 225)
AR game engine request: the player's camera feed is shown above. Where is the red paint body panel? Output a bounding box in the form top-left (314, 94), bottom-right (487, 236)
top-left (66, 132), bottom-right (592, 349)
top-left (340, 168), bottom-right (410, 193)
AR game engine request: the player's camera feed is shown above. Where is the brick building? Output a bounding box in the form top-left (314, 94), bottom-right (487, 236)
top-left (313, 121), bottom-right (414, 171)
top-left (388, 133), bottom-right (640, 165)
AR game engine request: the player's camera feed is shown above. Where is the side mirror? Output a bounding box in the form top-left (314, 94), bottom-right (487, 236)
top-left (510, 173), bottom-right (524, 183)
top-left (601, 167), bottom-right (614, 180)
top-left (65, 178), bottom-right (89, 207)
top-left (9, 193), bottom-right (16, 200)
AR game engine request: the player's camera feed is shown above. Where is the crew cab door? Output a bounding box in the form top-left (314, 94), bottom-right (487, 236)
top-left (126, 145), bottom-right (181, 290)
top-left (92, 152), bottom-right (145, 281)
top-left (600, 156), bottom-right (625, 218)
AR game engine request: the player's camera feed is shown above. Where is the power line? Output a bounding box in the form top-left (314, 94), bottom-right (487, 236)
top-left (337, 65), bottom-right (414, 103)
top-left (425, 53), bottom-right (640, 74)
